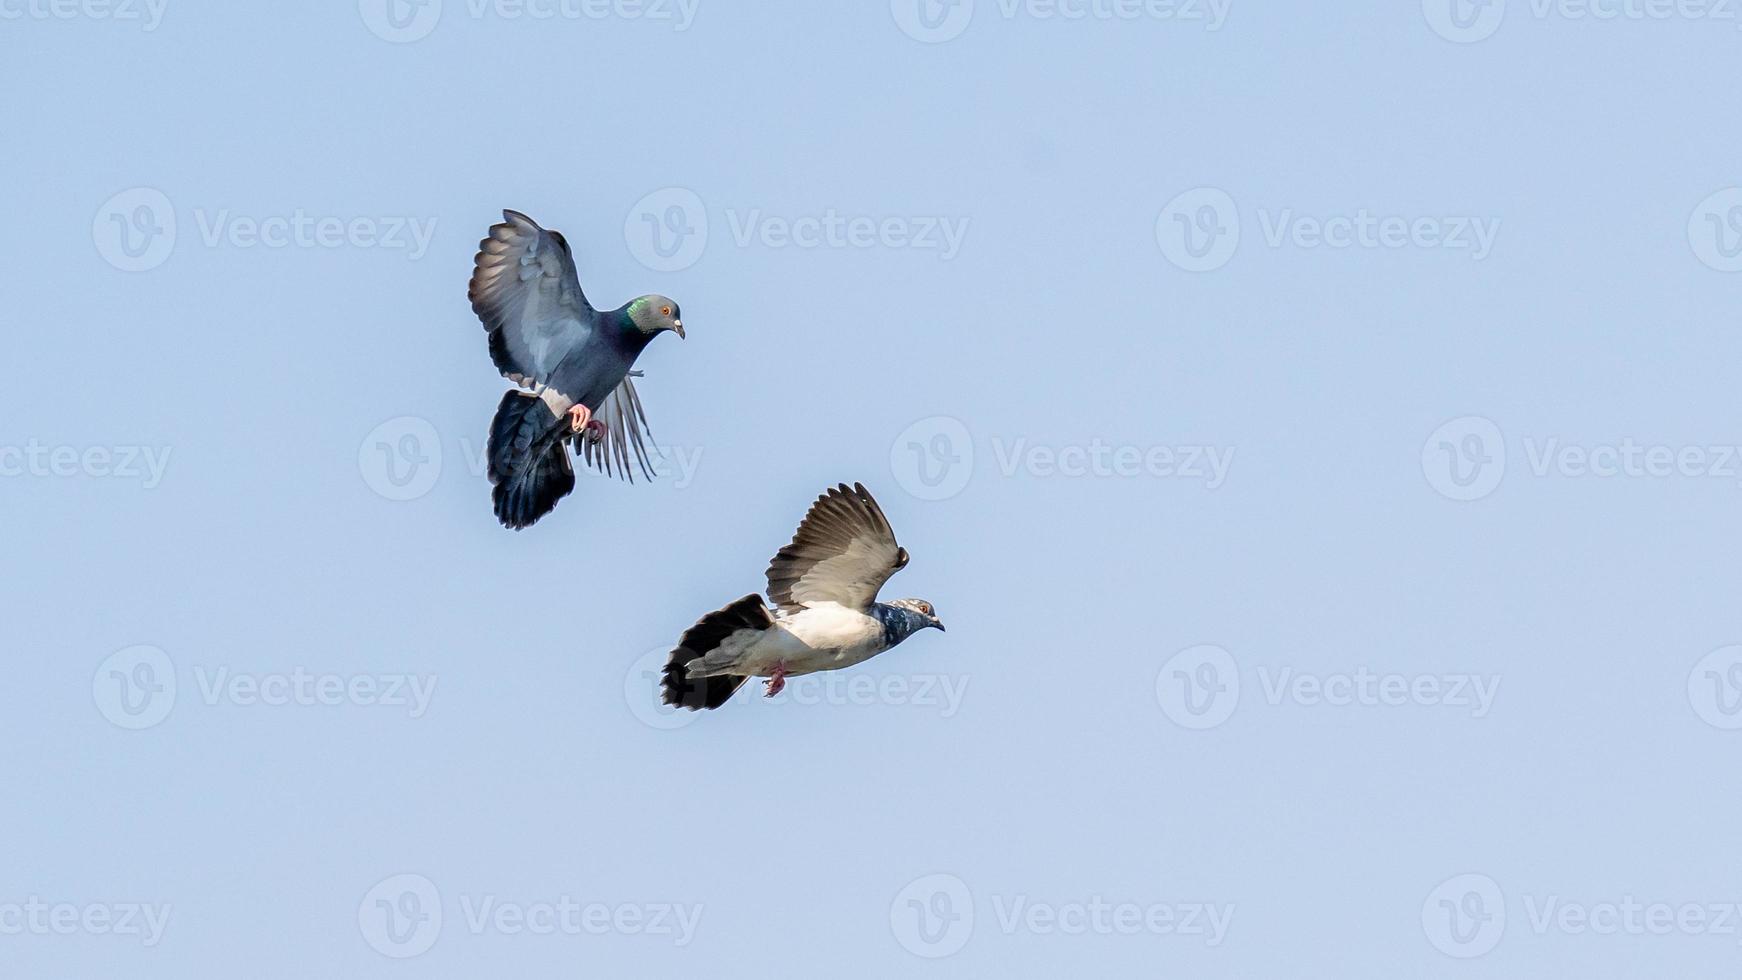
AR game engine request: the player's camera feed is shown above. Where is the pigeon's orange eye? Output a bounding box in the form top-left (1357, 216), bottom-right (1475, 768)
top-left (661, 306), bottom-right (671, 317)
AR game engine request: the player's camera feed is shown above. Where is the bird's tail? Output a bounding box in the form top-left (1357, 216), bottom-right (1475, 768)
top-left (662, 594), bottom-right (773, 711)
top-left (487, 390), bottom-right (574, 530)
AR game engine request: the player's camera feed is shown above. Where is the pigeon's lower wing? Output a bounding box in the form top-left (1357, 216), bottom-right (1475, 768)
top-left (765, 483), bottom-right (909, 616)
top-left (468, 210), bottom-right (594, 389)
top-left (580, 374), bottom-right (658, 482)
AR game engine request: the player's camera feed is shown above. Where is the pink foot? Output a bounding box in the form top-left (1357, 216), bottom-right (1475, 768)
top-left (763, 664), bottom-right (788, 698)
top-left (566, 403), bottom-right (592, 434)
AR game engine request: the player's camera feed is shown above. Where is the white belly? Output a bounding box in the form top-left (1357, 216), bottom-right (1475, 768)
top-left (738, 603), bottom-right (884, 677)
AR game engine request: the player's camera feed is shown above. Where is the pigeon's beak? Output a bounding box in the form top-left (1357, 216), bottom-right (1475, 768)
top-left (931, 617), bottom-right (946, 633)
top-left (671, 320), bottom-right (685, 339)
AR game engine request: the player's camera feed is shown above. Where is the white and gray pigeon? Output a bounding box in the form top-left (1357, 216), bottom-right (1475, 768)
top-left (469, 210), bottom-right (685, 529)
top-left (662, 483), bottom-right (946, 711)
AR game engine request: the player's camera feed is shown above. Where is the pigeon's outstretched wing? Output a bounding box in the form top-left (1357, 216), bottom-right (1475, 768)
top-left (468, 210), bottom-right (595, 391)
top-left (765, 483), bottom-right (910, 616)
top-left (580, 373), bottom-right (658, 482)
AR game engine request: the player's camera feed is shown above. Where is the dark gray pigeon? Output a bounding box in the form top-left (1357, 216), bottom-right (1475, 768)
top-left (469, 210), bottom-right (685, 529)
top-left (661, 483), bottom-right (946, 711)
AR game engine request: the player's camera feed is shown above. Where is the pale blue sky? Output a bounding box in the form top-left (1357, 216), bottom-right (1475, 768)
top-left (6, 1), bottom-right (1742, 976)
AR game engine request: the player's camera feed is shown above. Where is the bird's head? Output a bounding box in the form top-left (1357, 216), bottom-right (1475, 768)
top-left (627, 294), bottom-right (685, 339)
top-left (889, 598), bottom-right (945, 633)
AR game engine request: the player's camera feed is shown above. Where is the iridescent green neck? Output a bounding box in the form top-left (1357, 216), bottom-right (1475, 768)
top-left (612, 300), bottom-right (644, 331)
top-left (610, 301), bottom-right (656, 353)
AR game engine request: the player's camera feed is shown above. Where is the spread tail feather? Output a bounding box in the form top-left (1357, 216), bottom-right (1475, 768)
top-left (487, 390), bottom-right (574, 530)
top-left (661, 594), bottom-right (773, 711)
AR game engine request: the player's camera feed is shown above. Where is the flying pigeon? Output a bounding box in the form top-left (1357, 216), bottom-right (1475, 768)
top-left (661, 483), bottom-right (946, 711)
top-left (468, 210), bottom-right (685, 529)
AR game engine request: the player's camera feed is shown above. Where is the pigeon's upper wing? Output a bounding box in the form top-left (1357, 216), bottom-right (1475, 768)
top-left (580, 372), bottom-right (658, 482)
top-left (468, 210), bottom-right (594, 389)
top-left (765, 483), bottom-right (910, 615)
